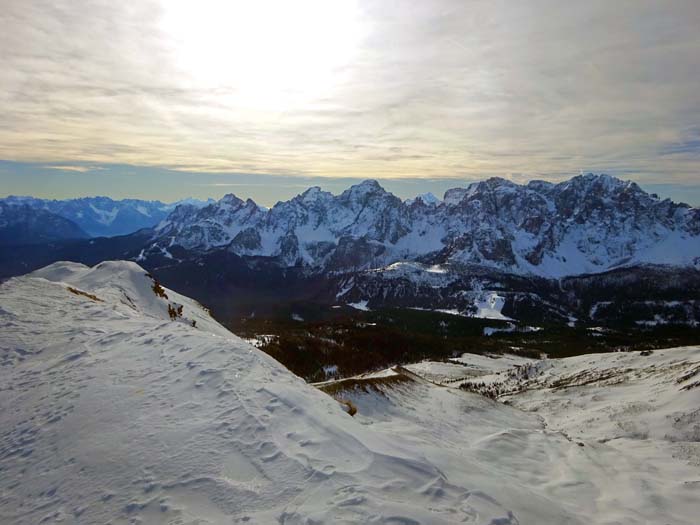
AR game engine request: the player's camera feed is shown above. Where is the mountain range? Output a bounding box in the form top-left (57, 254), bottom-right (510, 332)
top-left (1, 174), bottom-right (698, 328)
top-left (0, 195), bottom-right (213, 238)
top-left (151, 173), bottom-right (700, 277)
top-left (0, 202), bottom-right (89, 246)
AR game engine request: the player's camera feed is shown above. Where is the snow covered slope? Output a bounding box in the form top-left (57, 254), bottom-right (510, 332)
top-left (0, 261), bottom-right (536, 523)
top-left (151, 174), bottom-right (700, 277)
top-left (2, 261), bottom-right (698, 523)
top-left (323, 349), bottom-right (700, 525)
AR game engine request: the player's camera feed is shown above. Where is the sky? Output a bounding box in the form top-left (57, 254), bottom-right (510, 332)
top-left (1, 0), bottom-right (700, 205)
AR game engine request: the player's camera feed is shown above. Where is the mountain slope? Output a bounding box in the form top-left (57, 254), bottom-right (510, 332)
top-left (0, 261), bottom-right (531, 523)
top-left (3, 261), bottom-right (698, 523)
top-left (152, 174), bottom-right (700, 277)
top-left (320, 348), bottom-right (700, 525)
top-left (0, 203), bottom-right (88, 245)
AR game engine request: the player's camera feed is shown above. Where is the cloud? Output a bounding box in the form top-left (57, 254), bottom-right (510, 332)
top-left (659, 127), bottom-right (700, 157)
top-left (42, 164), bottom-right (106, 172)
top-left (1, 0), bottom-right (699, 185)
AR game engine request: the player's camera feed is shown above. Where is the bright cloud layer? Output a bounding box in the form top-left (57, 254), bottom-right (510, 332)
top-left (1, 0), bottom-right (700, 186)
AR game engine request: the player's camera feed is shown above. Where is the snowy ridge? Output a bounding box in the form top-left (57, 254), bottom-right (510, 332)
top-left (152, 174), bottom-right (700, 278)
top-left (2, 261), bottom-right (699, 523)
top-left (0, 261), bottom-right (532, 523)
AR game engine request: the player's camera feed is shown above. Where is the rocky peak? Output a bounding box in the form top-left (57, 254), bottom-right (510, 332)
top-left (406, 192), bottom-right (440, 206)
top-left (340, 179), bottom-right (386, 199)
top-left (484, 177), bottom-right (517, 188)
top-left (294, 186), bottom-right (333, 206)
top-left (149, 173), bottom-right (700, 277)
top-left (219, 193), bottom-right (245, 208)
top-left (443, 187), bottom-right (471, 206)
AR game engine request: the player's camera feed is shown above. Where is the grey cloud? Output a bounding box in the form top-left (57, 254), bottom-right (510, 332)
top-left (0, 0), bottom-right (699, 184)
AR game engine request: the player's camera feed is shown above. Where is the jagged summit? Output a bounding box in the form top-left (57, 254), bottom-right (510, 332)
top-left (406, 192), bottom-right (440, 206)
top-left (151, 173), bottom-right (700, 277)
top-left (345, 178), bottom-right (385, 192)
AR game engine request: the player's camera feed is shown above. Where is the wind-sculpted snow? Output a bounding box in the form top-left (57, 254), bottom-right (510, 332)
top-left (1, 261), bottom-right (532, 523)
top-left (152, 173), bottom-right (700, 277)
top-left (2, 261), bottom-right (699, 523)
top-left (322, 349), bottom-right (700, 525)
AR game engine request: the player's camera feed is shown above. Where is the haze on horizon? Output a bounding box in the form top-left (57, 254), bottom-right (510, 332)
top-left (2, 0), bottom-right (700, 204)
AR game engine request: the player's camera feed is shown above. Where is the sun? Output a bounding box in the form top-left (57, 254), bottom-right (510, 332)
top-left (160, 0), bottom-right (364, 109)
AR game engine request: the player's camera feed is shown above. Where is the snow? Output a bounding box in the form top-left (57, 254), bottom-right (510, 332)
top-left (152, 174), bottom-right (700, 278)
top-left (329, 348), bottom-right (700, 524)
top-left (409, 306), bottom-right (466, 317)
top-left (483, 324), bottom-right (542, 336)
top-left (322, 365), bottom-right (339, 378)
top-left (473, 292), bottom-right (511, 320)
top-left (407, 296), bottom-right (513, 321)
top-left (167, 197), bottom-right (215, 209)
top-left (370, 262), bottom-right (458, 287)
top-left (1, 261), bottom-right (520, 523)
top-left (589, 301), bottom-right (612, 319)
top-left (242, 334), bottom-right (277, 348)
top-left (405, 360), bottom-right (485, 383)
top-left (347, 299), bottom-right (370, 311)
top-left (335, 277), bottom-right (355, 299)
top-left (2, 261), bottom-right (699, 524)
top-left (88, 203), bottom-right (119, 225)
top-left (449, 352), bottom-right (538, 373)
top-left (405, 192), bottom-right (440, 206)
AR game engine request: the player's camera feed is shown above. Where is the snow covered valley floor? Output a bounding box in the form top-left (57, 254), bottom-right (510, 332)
top-left (1, 261), bottom-right (699, 524)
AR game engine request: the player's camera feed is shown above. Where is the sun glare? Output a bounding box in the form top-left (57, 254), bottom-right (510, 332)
top-left (160, 0), bottom-right (364, 109)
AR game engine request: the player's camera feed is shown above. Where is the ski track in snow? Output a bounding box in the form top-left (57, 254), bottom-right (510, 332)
top-left (1, 260), bottom-right (699, 524)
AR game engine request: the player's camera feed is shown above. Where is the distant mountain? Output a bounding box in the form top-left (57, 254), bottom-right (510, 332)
top-left (405, 192), bottom-right (440, 206)
top-left (0, 195), bottom-right (214, 237)
top-left (0, 202), bottom-right (88, 245)
top-left (2, 174), bottom-right (698, 329)
top-left (152, 174), bottom-right (700, 278)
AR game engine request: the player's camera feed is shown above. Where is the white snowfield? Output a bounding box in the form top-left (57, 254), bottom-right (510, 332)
top-left (0, 261), bottom-right (698, 524)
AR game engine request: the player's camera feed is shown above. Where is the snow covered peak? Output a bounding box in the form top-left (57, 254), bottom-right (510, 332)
top-left (169, 197), bottom-right (215, 208)
top-left (340, 179), bottom-right (387, 198)
top-left (149, 173), bottom-right (700, 277)
top-left (218, 193), bottom-right (245, 207)
top-left (296, 185), bottom-right (332, 204)
top-left (484, 176), bottom-right (517, 188)
top-left (526, 179), bottom-right (556, 192)
top-left (406, 192), bottom-right (440, 206)
top-left (555, 173), bottom-right (638, 197)
top-left (28, 260), bottom-right (226, 332)
top-left (573, 172), bottom-right (619, 186)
